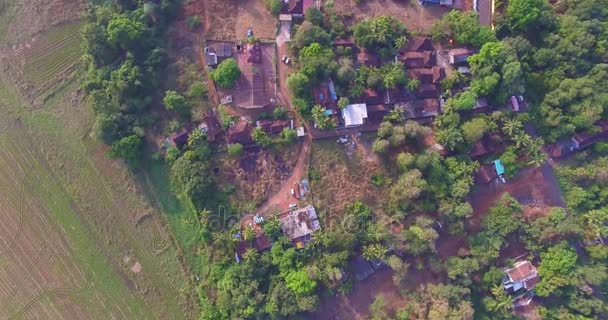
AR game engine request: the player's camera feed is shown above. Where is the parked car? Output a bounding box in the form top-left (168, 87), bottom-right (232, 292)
top-left (289, 203), bottom-right (297, 209)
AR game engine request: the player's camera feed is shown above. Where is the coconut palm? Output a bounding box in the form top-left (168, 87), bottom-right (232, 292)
top-left (490, 284), bottom-right (513, 312)
top-left (502, 118), bottom-right (523, 137)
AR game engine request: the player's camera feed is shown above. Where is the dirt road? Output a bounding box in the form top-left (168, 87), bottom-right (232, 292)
top-left (253, 35), bottom-right (312, 216)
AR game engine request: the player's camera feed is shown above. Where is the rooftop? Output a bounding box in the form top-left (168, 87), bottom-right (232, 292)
top-left (279, 205), bottom-right (321, 242)
top-left (398, 99), bottom-right (440, 119)
top-left (342, 103), bottom-right (368, 127)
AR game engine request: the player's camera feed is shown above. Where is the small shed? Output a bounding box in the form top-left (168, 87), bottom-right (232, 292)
top-left (494, 159), bottom-right (505, 176)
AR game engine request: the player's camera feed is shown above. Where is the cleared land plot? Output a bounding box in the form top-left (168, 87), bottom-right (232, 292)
top-left (334, 0), bottom-right (450, 34)
top-left (216, 42), bottom-right (277, 109)
top-left (215, 146), bottom-right (300, 211)
top-left (234, 0), bottom-right (277, 39)
top-left (205, 0), bottom-right (277, 40)
top-left (309, 138), bottom-right (388, 219)
top-left (468, 165), bottom-right (564, 233)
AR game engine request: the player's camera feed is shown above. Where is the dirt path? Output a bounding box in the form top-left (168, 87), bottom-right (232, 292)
top-left (253, 35), bottom-right (312, 216)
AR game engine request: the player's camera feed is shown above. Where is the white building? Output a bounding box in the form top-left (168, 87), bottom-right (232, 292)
top-left (342, 103), bottom-right (368, 127)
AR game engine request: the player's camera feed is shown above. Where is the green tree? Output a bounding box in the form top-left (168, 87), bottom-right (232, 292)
top-left (252, 127), bottom-right (272, 147)
top-left (536, 243), bottom-right (578, 296)
top-left (305, 7), bottom-right (324, 26)
top-left (506, 0), bottom-right (551, 32)
top-left (353, 16), bottom-right (408, 54)
top-left (372, 139), bottom-right (390, 154)
top-left (287, 72), bottom-right (311, 99)
top-left (338, 97), bottom-right (349, 109)
top-left (163, 90), bottom-right (190, 115)
top-left (263, 0), bottom-right (282, 16)
top-left (109, 135), bottom-right (142, 162)
top-left (461, 118), bottom-right (489, 144)
top-left (311, 104), bottom-right (335, 130)
top-left (211, 58), bottom-right (241, 89)
top-left (362, 243), bottom-right (388, 260)
top-left (106, 16), bottom-right (144, 49)
top-left (285, 270), bottom-right (317, 295)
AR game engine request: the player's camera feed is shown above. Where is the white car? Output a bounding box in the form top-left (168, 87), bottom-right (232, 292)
top-left (289, 203), bottom-right (297, 209)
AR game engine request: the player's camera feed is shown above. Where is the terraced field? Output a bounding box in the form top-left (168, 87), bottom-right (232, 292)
top-left (0, 4), bottom-right (194, 320)
top-left (22, 21), bottom-right (83, 88)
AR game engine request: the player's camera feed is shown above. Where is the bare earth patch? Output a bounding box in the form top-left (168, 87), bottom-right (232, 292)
top-left (216, 145), bottom-right (300, 210)
top-left (334, 0), bottom-right (449, 34)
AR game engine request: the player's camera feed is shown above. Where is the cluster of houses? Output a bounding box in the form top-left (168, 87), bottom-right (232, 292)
top-left (235, 205), bottom-right (321, 261)
top-left (311, 37), bottom-right (478, 130)
top-left (164, 112), bottom-right (222, 149)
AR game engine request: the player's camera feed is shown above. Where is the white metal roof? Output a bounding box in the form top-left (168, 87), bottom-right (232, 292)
top-left (342, 103), bottom-right (368, 127)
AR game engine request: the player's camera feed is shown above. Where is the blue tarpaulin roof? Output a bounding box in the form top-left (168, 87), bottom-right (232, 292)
top-left (324, 109), bottom-right (334, 116)
top-left (494, 160), bottom-right (505, 175)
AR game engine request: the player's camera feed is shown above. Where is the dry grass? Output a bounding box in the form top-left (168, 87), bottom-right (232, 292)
top-left (333, 0), bottom-right (449, 34)
top-left (215, 145), bottom-right (300, 211)
top-left (204, 0), bottom-right (277, 40)
top-left (309, 139), bottom-right (388, 218)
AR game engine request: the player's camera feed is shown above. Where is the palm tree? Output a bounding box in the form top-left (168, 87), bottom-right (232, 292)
top-left (490, 284), bottom-right (513, 312)
top-left (502, 118), bottom-right (523, 137)
top-left (526, 138), bottom-right (546, 167)
top-left (362, 243), bottom-right (388, 260)
top-left (583, 210), bottom-right (608, 244)
top-left (513, 132), bottom-right (532, 149)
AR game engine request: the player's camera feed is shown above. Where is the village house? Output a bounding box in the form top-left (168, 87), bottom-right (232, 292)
top-left (256, 119), bottom-right (291, 135)
top-left (406, 67), bottom-right (444, 84)
top-left (399, 51), bottom-right (433, 69)
top-left (449, 48), bottom-right (473, 65)
top-left (235, 214), bottom-right (273, 262)
top-left (278, 205), bottom-right (321, 248)
top-left (342, 103), bottom-right (368, 127)
top-left (502, 260), bottom-right (540, 307)
top-left (400, 36), bottom-right (435, 53)
top-left (547, 121), bottom-right (608, 158)
top-left (472, 97), bottom-right (492, 114)
top-left (199, 112), bottom-right (222, 143)
top-left (572, 121), bottom-right (608, 150)
top-left (280, 0), bottom-right (314, 16)
top-left (165, 128), bottom-right (189, 149)
top-left (416, 83), bottom-right (439, 99)
top-left (397, 99), bottom-right (441, 121)
top-left (313, 81), bottom-right (338, 112)
top-left (363, 88), bottom-right (388, 105)
top-left (469, 134), bottom-right (503, 160)
top-left (475, 163), bottom-right (499, 183)
top-left (357, 50), bottom-right (380, 67)
top-left (205, 42), bottom-right (233, 67)
top-left (349, 256), bottom-right (387, 281)
top-left (227, 120), bottom-right (253, 145)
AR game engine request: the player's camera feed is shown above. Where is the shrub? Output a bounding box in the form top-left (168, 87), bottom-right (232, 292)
top-left (227, 143), bottom-right (243, 157)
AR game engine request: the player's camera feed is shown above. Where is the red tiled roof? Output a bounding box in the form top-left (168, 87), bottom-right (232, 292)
top-left (227, 121), bottom-right (253, 145)
top-left (506, 261), bottom-right (537, 282)
top-left (399, 51), bottom-right (432, 68)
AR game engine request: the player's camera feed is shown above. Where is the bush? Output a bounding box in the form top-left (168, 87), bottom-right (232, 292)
top-left (263, 0), bottom-right (282, 16)
top-left (187, 15), bottom-right (201, 30)
top-left (211, 58), bottom-right (241, 89)
top-left (164, 90), bottom-right (191, 115)
top-left (372, 139), bottom-right (390, 154)
top-left (109, 135), bottom-right (143, 163)
top-left (227, 143), bottom-right (244, 157)
top-left (188, 82), bottom-right (207, 99)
